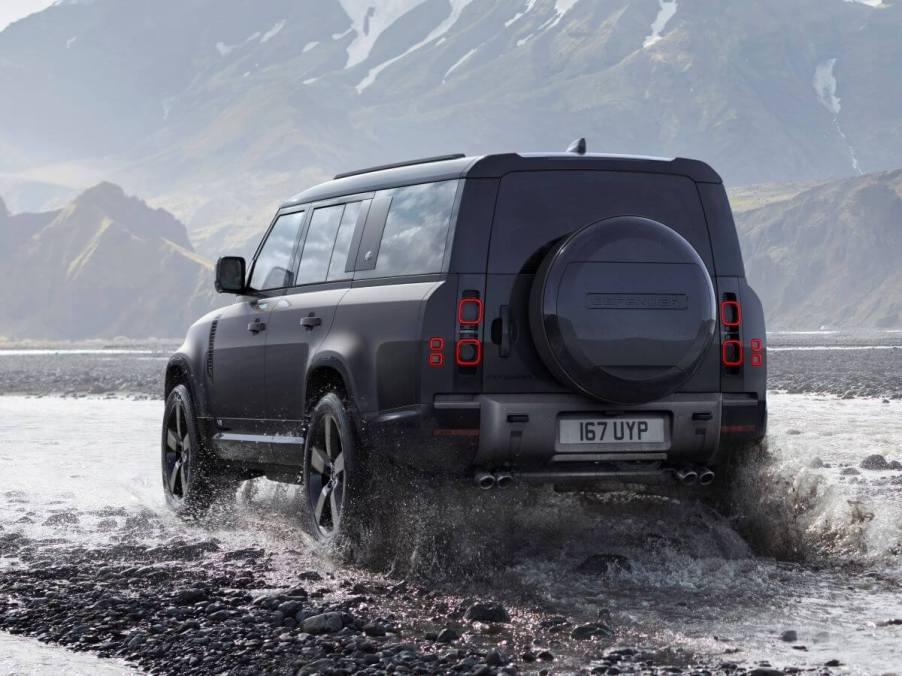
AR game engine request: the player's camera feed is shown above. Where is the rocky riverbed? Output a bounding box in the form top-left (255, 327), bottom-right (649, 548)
top-left (1, 335), bottom-right (901, 674)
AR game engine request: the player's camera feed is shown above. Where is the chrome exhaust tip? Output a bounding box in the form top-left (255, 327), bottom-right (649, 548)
top-left (475, 471), bottom-right (496, 490)
top-left (495, 473), bottom-right (514, 489)
top-left (698, 468), bottom-right (716, 486)
top-left (675, 468), bottom-right (699, 486)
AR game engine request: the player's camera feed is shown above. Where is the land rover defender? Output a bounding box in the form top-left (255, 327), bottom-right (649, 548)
top-left (162, 145), bottom-right (766, 540)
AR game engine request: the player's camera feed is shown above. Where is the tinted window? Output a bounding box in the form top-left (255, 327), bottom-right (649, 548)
top-left (488, 172), bottom-right (714, 274)
top-left (250, 211), bottom-right (305, 290)
top-left (359, 180), bottom-right (459, 278)
top-left (296, 205), bottom-right (344, 285)
top-left (327, 201), bottom-right (364, 281)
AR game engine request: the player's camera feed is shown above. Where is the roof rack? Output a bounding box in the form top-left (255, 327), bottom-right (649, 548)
top-left (333, 153), bottom-right (466, 180)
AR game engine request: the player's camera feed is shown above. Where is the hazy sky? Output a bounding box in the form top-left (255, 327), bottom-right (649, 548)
top-left (0, 0), bottom-right (55, 32)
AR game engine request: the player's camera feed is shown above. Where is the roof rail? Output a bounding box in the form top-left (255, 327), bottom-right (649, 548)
top-left (333, 153), bottom-right (466, 180)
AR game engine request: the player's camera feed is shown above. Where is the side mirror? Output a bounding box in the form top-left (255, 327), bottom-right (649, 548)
top-left (215, 256), bottom-right (247, 294)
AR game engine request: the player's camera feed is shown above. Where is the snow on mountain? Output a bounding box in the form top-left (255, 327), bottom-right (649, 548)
top-left (355, 0), bottom-right (475, 92)
top-left (338, 0), bottom-right (428, 68)
top-left (643, 0), bottom-right (678, 48)
top-left (814, 58), bottom-right (842, 114)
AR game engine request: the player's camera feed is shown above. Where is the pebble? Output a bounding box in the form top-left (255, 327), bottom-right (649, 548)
top-left (465, 602), bottom-right (510, 623)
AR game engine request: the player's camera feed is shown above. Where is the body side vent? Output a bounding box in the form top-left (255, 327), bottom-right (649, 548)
top-left (206, 316), bottom-right (221, 380)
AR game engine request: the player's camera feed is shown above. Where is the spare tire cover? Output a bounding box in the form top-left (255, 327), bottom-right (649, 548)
top-left (529, 216), bottom-right (716, 404)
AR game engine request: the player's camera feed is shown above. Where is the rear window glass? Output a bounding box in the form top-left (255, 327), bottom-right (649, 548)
top-left (488, 171), bottom-right (714, 274)
top-left (327, 201), bottom-right (365, 281)
top-left (296, 205), bottom-right (344, 285)
top-left (357, 180), bottom-right (459, 278)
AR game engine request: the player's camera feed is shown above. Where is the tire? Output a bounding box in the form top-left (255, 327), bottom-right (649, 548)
top-left (161, 384), bottom-right (231, 517)
top-left (301, 392), bottom-right (368, 544)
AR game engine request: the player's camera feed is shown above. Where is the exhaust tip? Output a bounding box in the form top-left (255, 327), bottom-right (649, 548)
top-left (495, 473), bottom-right (514, 489)
top-left (698, 469), bottom-right (716, 486)
top-left (675, 468), bottom-right (698, 486)
top-left (475, 471), bottom-right (495, 490)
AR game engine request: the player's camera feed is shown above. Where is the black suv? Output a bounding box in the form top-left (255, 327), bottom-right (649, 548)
top-left (162, 148), bottom-right (766, 540)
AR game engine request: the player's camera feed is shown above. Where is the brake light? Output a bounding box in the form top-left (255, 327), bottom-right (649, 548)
top-left (722, 339), bottom-right (743, 367)
top-left (457, 291), bottom-right (482, 368)
top-left (720, 299), bottom-right (741, 327)
top-left (455, 338), bottom-right (482, 366)
top-left (457, 298), bottom-right (483, 325)
top-left (720, 292), bottom-right (742, 369)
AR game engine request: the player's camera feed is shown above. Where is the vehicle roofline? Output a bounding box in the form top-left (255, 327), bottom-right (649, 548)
top-left (280, 152), bottom-right (721, 208)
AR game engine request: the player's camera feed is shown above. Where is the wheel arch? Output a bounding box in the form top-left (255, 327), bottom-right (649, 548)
top-left (304, 354), bottom-right (364, 439)
top-left (164, 355), bottom-right (209, 418)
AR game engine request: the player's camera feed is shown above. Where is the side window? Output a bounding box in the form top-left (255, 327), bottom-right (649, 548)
top-left (295, 204), bottom-right (344, 286)
top-left (249, 211), bottom-right (305, 291)
top-left (327, 201), bottom-right (365, 281)
top-left (358, 180), bottom-right (459, 279)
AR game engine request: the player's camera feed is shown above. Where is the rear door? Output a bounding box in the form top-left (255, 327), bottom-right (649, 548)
top-left (482, 170), bottom-right (719, 395)
top-left (263, 199), bottom-right (369, 458)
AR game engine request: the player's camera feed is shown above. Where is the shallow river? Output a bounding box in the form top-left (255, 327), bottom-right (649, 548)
top-left (1, 394), bottom-right (901, 673)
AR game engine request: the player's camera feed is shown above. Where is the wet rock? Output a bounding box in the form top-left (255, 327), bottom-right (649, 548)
top-left (571, 622), bottom-right (613, 640)
top-left (485, 648), bottom-right (508, 666)
top-left (436, 627), bottom-right (459, 643)
top-left (42, 511), bottom-right (79, 527)
top-left (465, 602), bottom-right (510, 623)
top-left (840, 467), bottom-right (860, 476)
top-left (780, 630), bottom-right (798, 642)
top-left (824, 659), bottom-right (842, 667)
top-left (302, 611), bottom-right (344, 634)
top-left (297, 658), bottom-right (336, 674)
top-left (877, 618), bottom-right (902, 626)
top-left (786, 429), bottom-right (802, 435)
top-left (749, 670), bottom-right (784, 676)
top-left (363, 622), bottom-right (387, 637)
top-left (297, 570), bottom-right (322, 581)
top-left (860, 454), bottom-right (890, 470)
top-left (889, 460), bottom-right (902, 470)
top-left (574, 553), bottom-right (632, 575)
top-left (174, 588), bottom-right (209, 605)
top-left (808, 457), bottom-right (825, 469)
top-left (536, 649), bottom-right (555, 661)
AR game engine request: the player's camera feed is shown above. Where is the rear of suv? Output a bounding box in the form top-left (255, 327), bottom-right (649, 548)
top-left (162, 147), bottom-right (766, 541)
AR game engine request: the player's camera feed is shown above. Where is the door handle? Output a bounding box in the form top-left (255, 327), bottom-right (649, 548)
top-left (301, 313), bottom-right (322, 330)
top-left (247, 319), bottom-right (266, 334)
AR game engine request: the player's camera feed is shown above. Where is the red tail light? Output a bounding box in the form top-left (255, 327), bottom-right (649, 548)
top-left (457, 298), bottom-right (483, 325)
top-left (427, 336), bottom-right (445, 367)
top-left (750, 338), bottom-right (764, 367)
top-left (722, 339), bottom-right (743, 367)
top-left (456, 291), bottom-right (482, 368)
top-left (720, 299), bottom-right (741, 327)
top-left (455, 338), bottom-right (482, 366)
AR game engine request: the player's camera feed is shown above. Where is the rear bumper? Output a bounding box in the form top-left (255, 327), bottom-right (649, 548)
top-left (365, 392), bottom-right (765, 478)
top-left (464, 392), bottom-right (723, 468)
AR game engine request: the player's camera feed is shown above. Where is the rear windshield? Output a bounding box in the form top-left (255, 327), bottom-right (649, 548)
top-left (487, 171), bottom-right (715, 274)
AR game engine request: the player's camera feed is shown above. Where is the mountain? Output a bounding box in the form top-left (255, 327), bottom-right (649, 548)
top-left (735, 169), bottom-right (902, 330)
top-left (0, 0), bottom-right (900, 242)
top-left (0, 183), bottom-right (218, 339)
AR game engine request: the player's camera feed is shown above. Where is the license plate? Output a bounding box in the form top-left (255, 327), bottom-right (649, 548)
top-left (559, 416), bottom-right (666, 445)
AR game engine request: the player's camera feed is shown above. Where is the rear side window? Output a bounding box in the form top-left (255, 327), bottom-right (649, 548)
top-left (488, 171), bottom-right (714, 274)
top-left (356, 180), bottom-right (459, 279)
top-left (250, 210), bottom-right (305, 290)
top-left (327, 201), bottom-right (365, 281)
top-left (296, 205), bottom-right (344, 285)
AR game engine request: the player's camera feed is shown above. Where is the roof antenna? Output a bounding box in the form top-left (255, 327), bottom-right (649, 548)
top-left (567, 137), bottom-right (587, 155)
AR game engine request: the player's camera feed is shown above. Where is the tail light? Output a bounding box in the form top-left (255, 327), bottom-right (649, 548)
top-left (720, 293), bottom-right (764, 370)
top-left (456, 291), bottom-right (482, 369)
top-left (427, 337), bottom-right (445, 367)
top-left (720, 293), bottom-right (742, 369)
